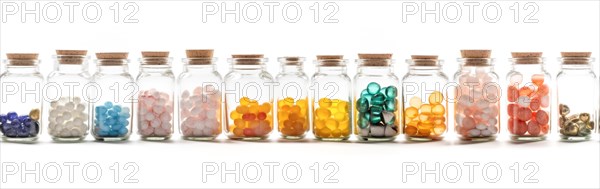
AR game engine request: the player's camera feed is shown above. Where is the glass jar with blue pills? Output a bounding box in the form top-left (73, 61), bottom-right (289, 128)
top-left (401, 55), bottom-right (449, 141)
top-left (90, 53), bottom-right (135, 141)
top-left (46, 50), bottom-right (91, 142)
top-left (0, 53), bottom-right (44, 142)
top-left (353, 54), bottom-right (400, 141)
top-left (136, 51), bottom-right (175, 141)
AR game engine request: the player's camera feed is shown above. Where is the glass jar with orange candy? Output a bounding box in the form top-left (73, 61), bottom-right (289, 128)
top-left (224, 54), bottom-right (274, 140)
top-left (556, 52), bottom-right (597, 141)
top-left (454, 50), bottom-right (501, 142)
top-left (506, 52), bottom-right (552, 141)
top-left (310, 55), bottom-right (352, 141)
top-left (401, 55), bottom-right (449, 141)
top-left (275, 57), bottom-right (309, 139)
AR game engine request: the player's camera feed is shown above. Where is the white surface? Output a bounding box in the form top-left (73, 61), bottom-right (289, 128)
top-left (1, 0), bottom-right (600, 188)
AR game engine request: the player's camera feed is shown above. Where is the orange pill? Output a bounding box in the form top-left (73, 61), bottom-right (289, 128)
top-left (507, 104), bottom-right (519, 117)
top-left (516, 107), bottom-right (532, 121)
top-left (405, 107), bottom-right (419, 118)
top-left (527, 121), bottom-right (541, 136)
top-left (405, 126), bottom-right (418, 136)
top-left (519, 86), bottom-right (533, 97)
top-left (420, 104), bottom-right (432, 114)
top-left (531, 74), bottom-right (544, 86)
top-left (535, 110), bottom-right (549, 125)
top-left (529, 98), bottom-right (541, 111)
top-left (507, 86), bottom-right (519, 102)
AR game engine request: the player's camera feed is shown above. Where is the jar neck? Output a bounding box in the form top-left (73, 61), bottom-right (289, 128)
top-left (140, 64), bottom-right (172, 73)
top-left (97, 64), bottom-right (129, 74)
top-left (56, 64), bottom-right (87, 74)
top-left (280, 64), bottom-right (304, 73)
top-left (408, 65), bottom-right (442, 74)
top-left (5, 65), bottom-right (40, 73)
top-left (183, 64), bottom-right (217, 73)
top-left (317, 66), bottom-right (346, 74)
top-left (511, 63), bottom-right (545, 71)
top-left (459, 64), bottom-right (494, 72)
top-left (231, 64), bottom-right (266, 73)
top-left (561, 63), bottom-right (593, 70)
top-left (357, 66), bottom-right (392, 74)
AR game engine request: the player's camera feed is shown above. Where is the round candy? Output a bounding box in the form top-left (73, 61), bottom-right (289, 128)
top-left (366, 82), bottom-right (381, 95)
top-left (516, 107), bottom-right (532, 121)
top-left (432, 104), bottom-right (445, 115)
top-left (419, 104), bottom-right (432, 114)
top-left (507, 86), bottom-right (519, 102)
top-left (514, 120), bottom-right (528, 136)
top-left (428, 91), bottom-right (444, 105)
top-left (529, 98), bottom-right (541, 111)
top-left (385, 86), bottom-right (398, 99)
top-left (527, 121), bottom-right (541, 136)
top-left (535, 110), bottom-right (549, 125)
top-left (409, 97), bottom-right (422, 108)
top-left (531, 74), bottom-right (545, 86)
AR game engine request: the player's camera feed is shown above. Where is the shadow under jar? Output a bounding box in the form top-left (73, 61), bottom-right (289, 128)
top-left (0, 53), bottom-right (43, 143)
top-left (178, 49), bottom-right (223, 141)
top-left (505, 52), bottom-right (552, 141)
top-left (136, 51), bottom-right (175, 141)
top-left (556, 52), bottom-right (597, 141)
top-left (275, 57), bottom-right (310, 140)
top-left (453, 50), bottom-right (500, 142)
top-left (401, 55), bottom-right (449, 141)
top-left (91, 53), bottom-right (135, 141)
top-left (354, 54), bottom-right (400, 142)
top-left (311, 55), bottom-right (352, 141)
top-left (46, 50), bottom-right (91, 142)
top-left (224, 54), bottom-right (274, 140)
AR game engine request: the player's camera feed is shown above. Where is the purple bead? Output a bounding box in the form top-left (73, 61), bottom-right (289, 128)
top-left (18, 115), bottom-right (30, 123)
top-left (0, 114), bottom-right (7, 123)
top-left (7, 112), bottom-right (18, 120)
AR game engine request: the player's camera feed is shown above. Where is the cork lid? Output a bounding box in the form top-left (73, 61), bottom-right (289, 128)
top-left (560, 52), bottom-right (592, 64)
top-left (511, 52), bottom-right (543, 64)
top-left (6, 53), bottom-right (39, 66)
top-left (409, 55), bottom-right (439, 66)
top-left (230, 54), bottom-right (265, 65)
top-left (141, 51), bottom-right (170, 65)
top-left (316, 55), bottom-right (345, 66)
top-left (95, 52), bottom-right (129, 65)
top-left (278, 56), bottom-right (305, 65)
top-left (357, 53), bottom-right (393, 66)
top-left (459, 50), bottom-right (492, 65)
top-left (183, 49), bottom-right (215, 65)
top-left (56, 50), bottom-right (87, 64)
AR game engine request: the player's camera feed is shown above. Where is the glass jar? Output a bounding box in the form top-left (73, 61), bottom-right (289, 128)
top-left (275, 57), bottom-right (309, 140)
top-left (91, 53), bottom-right (135, 141)
top-left (354, 54), bottom-right (400, 141)
top-left (0, 53), bottom-right (43, 142)
top-left (402, 55), bottom-right (448, 141)
top-left (311, 55), bottom-right (352, 141)
top-left (505, 52), bottom-right (551, 141)
top-left (454, 50), bottom-right (500, 141)
top-left (136, 51), bottom-right (175, 141)
top-left (224, 54), bottom-right (274, 140)
top-left (46, 50), bottom-right (91, 142)
top-left (556, 52), bottom-right (597, 141)
top-left (178, 49), bottom-right (222, 141)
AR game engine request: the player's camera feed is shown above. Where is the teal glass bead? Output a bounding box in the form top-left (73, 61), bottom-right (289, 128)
top-left (356, 98), bottom-right (369, 113)
top-left (358, 117), bottom-right (369, 129)
top-left (361, 89), bottom-right (369, 96)
top-left (363, 94), bottom-right (373, 104)
top-left (370, 105), bottom-right (383, 115)
top-left (371, 93), bottom-right (386, 106)
top-left (367, 82), bottom-right (381, 95)
top-left (384, 98), bottom-right (396, 111)
top-left (369, 115), bottom-right (382, 124)
top-left (364, 112), bottom-right (371, 120)
top-left (385, 86), bottom-right (398, 99)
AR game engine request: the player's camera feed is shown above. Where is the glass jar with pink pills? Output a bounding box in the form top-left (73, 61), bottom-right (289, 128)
top-left (224, 54), bottom-right (274, 140)
top-left (178, 49), bottom-right (223, 141)
top-left (506, 52), bottom-right (552, 141)
top-left (453, 50), bottom-right (501, 142)
top-left (136, 51), bottom-right (175, 141)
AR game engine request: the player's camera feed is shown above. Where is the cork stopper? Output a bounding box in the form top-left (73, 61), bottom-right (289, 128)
top-left (278, 56), bottom-right (304, 65)
top-left (460, 50), bottom-right (492, 65)
top-left (358, 53), bottom-right (393, 66)
top-left (184, 49), bottom-right (215, 65)
top-left (410, 55), bottom-right (439, 66)
top-left (316, 55), bottom-right (345, 66)
top-left (511, 52), bottom-right (543, 64)
top-left (56, 50), bottom-right (87, 64)
top-left (96, 52), bottom-right (129, 65)
top-left (6, 53), bottom-right (38, 66)
top-left (231, 54), bottom-right (264, 65)
top-left (141, 51), bottom-right (170, 65)
top-left (561, 52), bottom-right (592, 64)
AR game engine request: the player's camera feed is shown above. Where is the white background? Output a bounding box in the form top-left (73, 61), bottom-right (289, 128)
top-left (1, 0), bottom-right (599, 188)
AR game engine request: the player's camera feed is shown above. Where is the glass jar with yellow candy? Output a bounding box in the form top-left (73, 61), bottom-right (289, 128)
top-left (224, 54), bottom-right (274, 140)
top-left (275, 57), bottom-right (309, 139)
top-left (401, 55), bottom-right (449, 141)
top-left (353, 54), bottom-right (400, 141)
top-left (310, 55), bottom-right (352, 141)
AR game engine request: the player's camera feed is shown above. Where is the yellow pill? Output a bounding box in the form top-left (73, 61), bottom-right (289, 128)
top-left (325, 119), bottom-right (338, 130)
top-left (230, 111), bottom-right (241, 119)
top-left (407, 120), bottom-right (419, 127)
top-left (419, 113), bottom-right (431, 123)
top-left (333, 112), bottom-right (346, 121)
top-left (290, 105), bottom-right (301, 114)
top-left (418, 122), bottom-right (434, 130)
top-left (420, 104), bottom-right (432, 114)
top-left (432, 116), bottom-right (446, 125)
top-left (409, 96), bottom-right (422, 108)
top-left (233, 127), bottom-right (244, 136)
top-left (337, 101), bottom-right (348, 112)
top-left (278, 111), bottom-right (289, 120)
top-left (240, 97), bottom-right (251, 106)
top-left (404, 107), bottom-right (419, 118)
top-left (315, 108), bottom-right (331, 118)
top-left (432, 104), bottom-right (445, 115)
top-left (297, 99), bottom-right (308, 107)
top-left (428, 91), bottom-right (444, 105)
top-left (248, 100), bottom-right (259, 107)
top-left (331, 129), bottom-right (341, 138)
top-left (248, 105), bottom-right (259, 114)
top-left (318, 98), bottom-right (332, 108)
top-left (417, 129), bottom-right (431, 137)
top-left (248, 120), bottom-right (260, 128)
top-left (340, 128), bottom-right (351, 136)
top-left (315, 120), bottom-right (326, 129)
top-left (433, 124), bottom-right (446, 135)
top-left (338, 120), bottom-right (349, 129)
top-left (259, 103), bottom-right (271, 113)
top-left (283, 97), bottom-right (294, 105)
top-left (405, 126), bottom-right (418, 136)
top-left (236, 106), bottom-right (248, 114)
top-left (319, 128), bottom-right (332, 137)
top-left (288, 113), bottom-right (300, 121)
top-left (234, 119), bottom-right (245, 127)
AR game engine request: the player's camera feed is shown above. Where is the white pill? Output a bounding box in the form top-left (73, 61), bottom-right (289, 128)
top-left (151, 119), bottom-right (161, 128)
top-left (181, 90), bottom-right (190, 100)
top-left (76, 104), bottom-right (86, 112)
top-left (161, 122), bottom-right (172, 130)
top-left (153, 105), bottom-right (165, 114)
top-left (145, 114), bottom-right (155, 121)
top-left (481, 130), bottom-right (492, 137)
top-left (65, 102), bottom-right (75, 110)
top-left (468, 129), bottom-right (481, 137)
top-left (63, 112), bottom-right (72, 120)
top-left (488, 126), bottom-right (498, 133)
top-left (476, 123), bottom-right (487, 130)
top-left (517, 96), bottom-right (530, 107)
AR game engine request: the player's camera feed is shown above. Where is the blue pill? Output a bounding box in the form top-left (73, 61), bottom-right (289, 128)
top-left (113, 105), bottom-right (122, 113)
top-left (7, 112), bottom-right (18, 120)
top-left (118, 128), bottom-right (128, 135)
top-left (104, 102), bottom-right (113, 108)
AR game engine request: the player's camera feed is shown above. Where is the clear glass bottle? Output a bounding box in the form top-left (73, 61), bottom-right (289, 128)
top-left (178, 49), bottom-right (222, 141)
top-left (354, 54), bottom-right (400, 141)
top-left (275, 57), bottom-right (309, 140)
top-left (454, 50), bottom-right (500, 142)
top-left (0, 53), bottom-right (43, 142)
top-left (224, 54), bottom-right (274, 140)
top-left (136, 51), bottom-right (175, 141)
top-left (46, 50), bottom-right (91, 142)
top-left (91, 53), bottom-right (135, 141)
top-left (311, 55), bottom-right (352, 141)
top-left (505, 52), bottom-right (551, 141)
top-left (556, 52), bottom-right (597, 141)
top-left (402, 55), bottom-right (448, 141)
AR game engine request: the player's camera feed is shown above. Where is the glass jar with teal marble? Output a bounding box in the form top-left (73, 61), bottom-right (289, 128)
top-left (353, 54), bottom-right (400, 141)
top-left (401, 55), bottom-right (449, 141)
